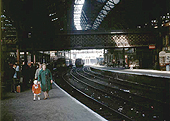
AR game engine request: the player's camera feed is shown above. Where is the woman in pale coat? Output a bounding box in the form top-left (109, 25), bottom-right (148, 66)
top-left (35, 64), bottom-right (42, 80)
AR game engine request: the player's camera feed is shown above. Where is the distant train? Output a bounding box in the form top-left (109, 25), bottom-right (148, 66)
top-left (75, 58), bottom-right (84, 67)
top-left (53, 58), bottom-right (73, 75)
top-left (66, 59), bottom-right (73, 68)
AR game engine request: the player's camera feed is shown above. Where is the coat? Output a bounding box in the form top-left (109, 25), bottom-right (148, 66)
top-left (35, 68), bottom-right (42, 79)
top-left (38, 69), bottom-right (52, 92)
top-left (32, 84), bottom-right (41, 95)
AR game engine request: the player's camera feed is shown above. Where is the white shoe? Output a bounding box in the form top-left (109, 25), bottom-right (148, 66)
top-left (38, 97), bottom-right (40, 100)
top-left (33, 98), bottom-right (36, 101)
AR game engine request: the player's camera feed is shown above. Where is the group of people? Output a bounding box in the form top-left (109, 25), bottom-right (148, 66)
top-left (32, 63), bottom-right (53, 101)
top-left (3, 62), bottom-right (29, 93)
top-left (3, 61), bottom-right (53, 100)
top-left (2, 62), bottom-right (53, 100)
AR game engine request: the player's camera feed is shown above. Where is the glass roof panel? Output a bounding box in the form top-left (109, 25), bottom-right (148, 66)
top-left (97, 15), bottom-right (103, 19)
top-left (96, 18), bottom-right (103, 22)
top-left (103, 5), bottom-right (111, 11)
top-left (107, 1), bottom-right (114, 6)
top-left (113, 0), bottom-right (120, 4)
top-left (109, 5), bottom-right (114, 9)
top-left (75, 25), bottom-right (82, 30)
top-left (96, 18), bottom-right (100, 21)
top-left (74, 0), bottom-right (85, 30)
top-left (74, 5), bottom-right (83, 14)
top-left (75, 0), bottom-right (119, 30)
top-left (101, 10), bottom-right (108, 15)
top-left (74, 14), bottom-right (81, 20)
top-left (74, 21), bottom-right (81, 24)
top-left (97, 0), bottom-right (107, 3)
top-left (100, 13), bottom-right (106, 18)
top-left (75, 0), bottom-right (85, 4)
top-left (106, 2), bottom-right (114, 8)
top-left (96, 21), bottom-right (101, 24)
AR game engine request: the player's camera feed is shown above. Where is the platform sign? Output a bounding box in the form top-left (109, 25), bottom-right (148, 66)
top-left (165, 53), bottom-right (170, 64)
top-left (159, 51), bottom-right (166, 66)
top-left (149, 45), bottom-right (155, 49)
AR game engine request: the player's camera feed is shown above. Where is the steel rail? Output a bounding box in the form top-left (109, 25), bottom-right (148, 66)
top-left (68, 68), bottom-right (134, 121)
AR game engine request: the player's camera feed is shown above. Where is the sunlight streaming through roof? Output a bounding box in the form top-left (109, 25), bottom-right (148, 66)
top-left (92, 0), bottom-right (120, 30)
top-left (74, 0), bottom-right (85, 30)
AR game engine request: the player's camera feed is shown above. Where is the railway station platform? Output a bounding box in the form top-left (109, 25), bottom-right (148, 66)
top-left (1, 82), bottom-right (107, 121)
top-left (90, 65), bottom-right (170, 78)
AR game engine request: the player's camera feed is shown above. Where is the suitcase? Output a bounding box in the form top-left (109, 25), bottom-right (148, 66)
top-left (17, 85), bottom-right (21, 93)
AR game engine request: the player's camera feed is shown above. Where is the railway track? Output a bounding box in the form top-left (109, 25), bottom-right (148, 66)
top-left (65, 67), bottom-right (169, 121)
top-left (84, 67), bottom-right (166, 101)
top-left (63, 69), bottom-right (133, 121)
top-left (82, 67), bottom-right (168, 108)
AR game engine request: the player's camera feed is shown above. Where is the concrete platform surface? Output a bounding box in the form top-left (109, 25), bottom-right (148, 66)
top-left (1, 82), bottom-right (107, 121)
top-left (91, 65), bottom-right (170, 78)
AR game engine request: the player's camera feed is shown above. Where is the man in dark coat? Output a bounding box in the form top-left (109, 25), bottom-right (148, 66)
top-left (22, 62), bottom-right (30, 90)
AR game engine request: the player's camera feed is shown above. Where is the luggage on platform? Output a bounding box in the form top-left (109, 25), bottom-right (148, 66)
top-left (17, 85), bottom-right (20, 93)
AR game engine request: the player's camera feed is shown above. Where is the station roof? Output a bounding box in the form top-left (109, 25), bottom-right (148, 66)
top-left (1, 0), bottom-right (170, 51)
top-left (2, 0), bottom-right (169, 31)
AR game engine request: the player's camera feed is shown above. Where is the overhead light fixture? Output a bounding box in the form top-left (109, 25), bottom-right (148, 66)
top-left (154, 26), bottom-right (158, 28)
top-left (52, 18), bottom-right (58, 21)
top-left (49, 13), bottom-right (56, 17)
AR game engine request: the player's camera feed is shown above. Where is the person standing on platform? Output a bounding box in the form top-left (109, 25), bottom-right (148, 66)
top-left (11, 64), bottom-right (18, 92)
top-left (22, 62), bottom-right (30, 90)
top-left (112, 59), bottom-right (115, 67)
top-left (35, 64), bottom-right (42, 79)
top-left (32, 80), bottom-right (41, 101)
top-left (16, 63), bottom-right (20, 80)
top-left (28, 62), bottom-right (35, 83)
top-left (4, 62), bottom-right (15, 92)
top-left (38, 63), bottom-right (53, 99)
top-left (118, 60), bottom-right (120, 67)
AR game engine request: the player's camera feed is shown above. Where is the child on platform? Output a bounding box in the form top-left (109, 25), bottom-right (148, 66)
top-left (32, 80), bottom-right (41, 101)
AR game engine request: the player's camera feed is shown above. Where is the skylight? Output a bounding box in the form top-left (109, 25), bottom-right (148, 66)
top-left (92, 0), bottom-right (120, 30)
top-left (74, 0), bottom-right (85, 30)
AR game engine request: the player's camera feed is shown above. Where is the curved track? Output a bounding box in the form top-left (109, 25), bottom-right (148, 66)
top-left (63, 68), bottom-right (133, 121)
top-left (63, 66), bottom-right (169, 121)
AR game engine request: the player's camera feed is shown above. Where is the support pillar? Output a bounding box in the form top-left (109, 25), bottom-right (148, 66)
top-left (122, 48), bottom-right (125, 67)
top-left (42, 51), bottom-right (45, 63)
top-left (16, 47), bottom-right (21, 79)
top-left (0, 0), bottom-right (2, 111)
top-left (45, 55), bottom-right (47, 63)
top-left (70, 50), bottom-right (71, 59)
top-left (24, 51), bottom-right (27, 64)
top-left (34, 54), bottom-right (36, 64)
top-left (64, 51), bottom-right (66, 57)
top-left (41, 52), bottom-right (43, 63)
top-left (31, 51), bottom-right (34, 63)
top-left (37, 54), bottom-right (39, 63)
top-left (16, 47), bottom-right (20, 65)
top-left (104, 49), bottom-right (106, 64)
